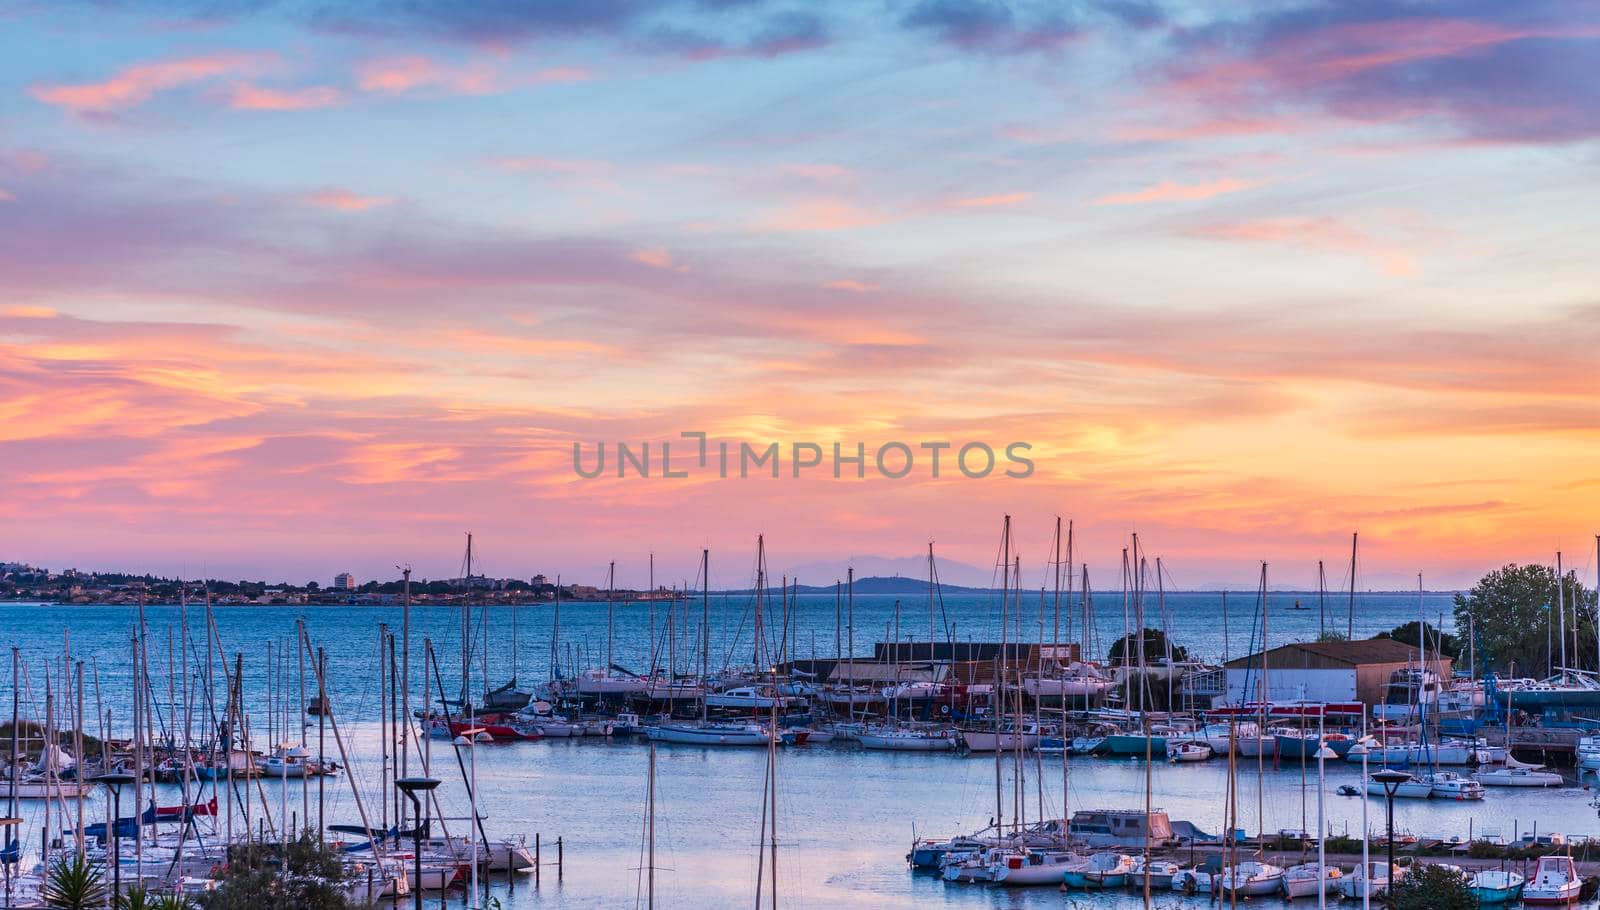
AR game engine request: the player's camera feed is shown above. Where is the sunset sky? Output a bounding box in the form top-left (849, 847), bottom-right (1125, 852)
top-left (1, 0), bottom-right (1596, 590)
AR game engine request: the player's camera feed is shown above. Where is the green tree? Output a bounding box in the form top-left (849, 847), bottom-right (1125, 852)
top-left (1454, 564), bottom-right (1596, 677)
top-left (1107, 628), bottom-right (1190, 667)
top-left (1386, 862), bottom-right (1475, 910)
top-left (1373, 621), bottom-right (1459, 662)
top-left (44, 856), bottom-right (107, 910)
top-left (199, 832), bottom-right (349, 910)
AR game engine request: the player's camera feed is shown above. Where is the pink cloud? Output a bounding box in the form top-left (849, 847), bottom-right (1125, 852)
top-left (229, 84), bottom-right (343, 111)
top-left (31, 53), bottom-right (267, 116)
top-left (0, 188), bottom-right (13, 203)
top-left (1193, 216), bottom-right (1416, 276)
top-left (780, 163), bottom-right (852, 182)
top-left (357, 55), bottom-right (497, 95)
top-left (822, 280), bottom-right (878, 294)
top-left (357, 57), bottom-right (590, 96)
top-left (759, 198), bottom-right (888, 231)
top-left (629, 247), bottom-right (688, 272)
top-left (1093, 177), bottom-right (1264, 205)
top-left (302, 188), bottom-right (394, 212)
top-left (951, 192), bottom-right (1031, 208)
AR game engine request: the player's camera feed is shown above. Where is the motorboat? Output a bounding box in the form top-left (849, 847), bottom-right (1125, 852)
top-left (1167, 741), bottom-right (1212, 763)
top-left (1473, 765), bottom-right (1563, 787)
top-left (1170, 867), bottom-right (1215, 893)
top-left (1282, 862), bottom-right (1341, 898)
top-left (1219, 861), bottom-right (1284, 897)
top-left (1127, 857), bottom-right (1181, 890)
top-left (1469, 869), bottom-right (1525, 904)
top-left (1060, 852), bottom-right (1134, 888)
top-left (1522, 855), bottom-right (1582, 904)
top-left (1348, 739), bottom-right (1473, 765)
top-left (857, 728), bottom-right (957, 751)
top-left (1426, 771), bottom-right (1485, 800)
top-left (1338, 861), bottom-right (1402, 899)
top-left (987, 849), bottom-right (1078, 886)
top-left (262, 743), bottom-right (336, 778)
top-left (644, 722), bottom-right (770, 746)
top-left (0, 775), bottom-right (97, 799)
top-left (1365, 770), bottom-right (1433, 798)
top-left (704, 686), bottom-right (801, 711)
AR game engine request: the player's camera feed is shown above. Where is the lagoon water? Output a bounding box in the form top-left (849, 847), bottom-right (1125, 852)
top-left (11, 592), bottom-right (1589, 908)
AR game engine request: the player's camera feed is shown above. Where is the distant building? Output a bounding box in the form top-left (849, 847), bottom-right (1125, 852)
top-left (1222, 639), bottom-right (1449, 707)
top-left (333, 572), bottom-right (356, 591)
top-left (531, 574), bottom-right (549, 587)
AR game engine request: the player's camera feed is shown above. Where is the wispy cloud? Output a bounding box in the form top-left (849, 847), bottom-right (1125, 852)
top-left (1093, 177), bottom-right (1264, 206)
top-left (951, 191), bottom-right (1031, 209)
top-left (229, 83), bottom-right (342, 110)
top-left (1191, 216), bottom-right (1417, 276)
top-left (302, 188), bottom-right (393, 212)
top-left (31, 53), bottom-right (268, 117)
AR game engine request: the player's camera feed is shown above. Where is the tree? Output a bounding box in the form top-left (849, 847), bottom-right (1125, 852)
top-left (1373, 621), bottom-right (1459, 662)
top-left (1386, 862), bottom-right (1475, 910)
top-left (1454, 564), bottom-right (1597, 677)
top-left (199, 832), bottom-right (349, 910)
top-left (1107, 628), bottom-right (1190, 666)
top-left (44, 856), bottom-right (107, 909)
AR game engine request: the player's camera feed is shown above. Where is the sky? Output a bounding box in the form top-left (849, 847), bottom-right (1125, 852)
top-left (0, 0), bottom-right (1597, 591)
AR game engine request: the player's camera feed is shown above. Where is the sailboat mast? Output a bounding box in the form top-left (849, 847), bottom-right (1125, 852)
top-left (606, 561), bottom-right (616, 671)
top-left (847, 567), bottom-right (854, 721)
top-left (702, 550), bottom-right (710, 724)
top-left (1347, 532), bottom-right (1357, 640)
top-left (996, 514), bottom-right (1010, 832)
top-left (1557, 551), bottom-right (1567, 672)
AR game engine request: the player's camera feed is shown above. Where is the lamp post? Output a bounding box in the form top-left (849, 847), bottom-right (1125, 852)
top-left (395, 777), bottom-right (440, 910)
top-left (99, 771), bottom-right (137, 903)
top-left (0, 815), bottom-right (22, 908)
top-left (1313, 718), bottom-right (1338, 910)
top-left (452, 729), bottom-right (491, 910)
top-left (1371, 769), bottom-right (1410, 898)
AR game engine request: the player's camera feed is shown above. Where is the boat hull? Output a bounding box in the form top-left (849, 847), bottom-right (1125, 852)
top-left (645, 725), bottom-right (769, 746)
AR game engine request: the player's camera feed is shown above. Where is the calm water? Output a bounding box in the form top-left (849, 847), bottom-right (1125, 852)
top-left (8, 592), bottom-right (1555, 909)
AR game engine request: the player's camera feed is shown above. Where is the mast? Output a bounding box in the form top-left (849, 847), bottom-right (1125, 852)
top-left (928, 541), bottom-right (936, 645)
top-left (1557, 551), bottom-right (1567, 672)
top-left (647, 743), bottom-right (656, 909)
top-left (1347, 532), bottom-right (1357, 640)
top-left (606, 561), bottom-right (616, 671)
top-left (1257, 562), bottom-right (1269, 855)
top-left (400, 566), bottom-right (411, 792)
top-left (1318, 560), bottom-right (1326, 638)
top-left (995, 514), bottom-right (1010, 833)
top-left (701, 550), bottom-right (710, 724)
top-left (847, 567), bottom-right (854, 722)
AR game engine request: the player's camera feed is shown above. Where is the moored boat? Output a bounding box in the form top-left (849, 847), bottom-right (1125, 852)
top-left (857, 728), bottom-right (957, 751)
top-left (1219, 861), bottom-right (1284, 897)
top-left (1060, 851), bottom-right (1133, 889)
top-left (1522, 855), bottom-right (1581, 905)
top-left (1281, 861), bottom-right (1341, 898)
top-left (1338, 861), bottom-right (1402, 899)
top-left (1469, 869), bottom-right (1525, 904)
top-left (644, 722), bottom-right (770, 746)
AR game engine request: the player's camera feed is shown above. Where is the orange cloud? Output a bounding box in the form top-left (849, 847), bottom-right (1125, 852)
top-left (952, 192), bottom-right (1031, 208)
top-left (229, 84), bottom-right (342, 111)
top-left (760, 198), bottom-right (888, 231)
top-left (31, 53), bottom-right (266, 115)
top-left (1093, 177), bottom-right (1264, 205)
top-left (303, 188), bottom-right (394, 212)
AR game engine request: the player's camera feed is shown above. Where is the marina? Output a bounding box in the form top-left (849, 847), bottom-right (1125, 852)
top-left (1, 527), bottom-right (1599, 908)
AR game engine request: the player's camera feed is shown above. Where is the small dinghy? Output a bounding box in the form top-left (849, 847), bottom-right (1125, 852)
top-left (1469, 869), bottom-right (1525, 904)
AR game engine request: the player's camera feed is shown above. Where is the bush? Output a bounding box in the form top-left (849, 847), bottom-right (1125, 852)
top-left (198, 832), bottom-right (348, 910)
top-left (1387, 863), bottom-right (1474, 910)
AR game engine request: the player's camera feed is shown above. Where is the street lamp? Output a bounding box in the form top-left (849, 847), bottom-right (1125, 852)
top-left (0, 816), bottom-right (22, 908)
top-left (1313, 725), bottom-right (1338, 910)
top-left (1370, 769), bottom-right (1410, 897)
top-left (394, 777), bottom-right (440, 910)
top-left (99, 771), bottom-right (137, 903)
top-left (452, 730), bottom-right (491, 910)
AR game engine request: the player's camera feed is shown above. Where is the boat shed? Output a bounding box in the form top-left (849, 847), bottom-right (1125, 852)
top-left (1221, 639), bottom-right (1450, 708)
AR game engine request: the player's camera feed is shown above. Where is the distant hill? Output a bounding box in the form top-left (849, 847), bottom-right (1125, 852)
top-left (716, 575), bottom-right (992, 596)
